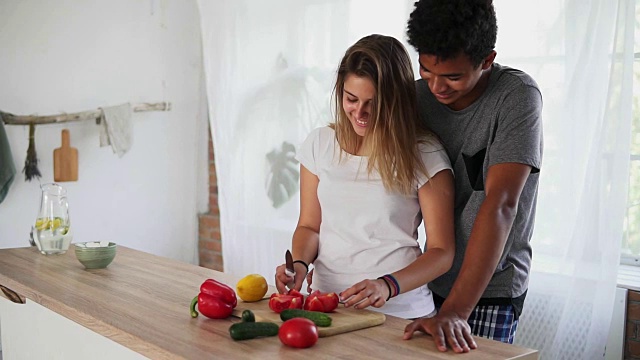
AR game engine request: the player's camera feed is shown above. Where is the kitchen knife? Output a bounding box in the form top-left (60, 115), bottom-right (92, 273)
top-left (285, 250), bottom-right (295, 289)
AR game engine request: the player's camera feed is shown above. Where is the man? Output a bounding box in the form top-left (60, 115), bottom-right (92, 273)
top-left (402, 0), bottom-right (543, 353)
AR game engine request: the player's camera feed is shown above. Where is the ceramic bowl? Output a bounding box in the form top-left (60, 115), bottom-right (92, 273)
top-left (74, 241), bottom-right (117, 269)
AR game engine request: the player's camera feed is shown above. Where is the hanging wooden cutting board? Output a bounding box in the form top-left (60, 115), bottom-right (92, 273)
top-left (53, 129), bottom-right (78, 182)
top-left (231, 298), bottom-right (386, 337)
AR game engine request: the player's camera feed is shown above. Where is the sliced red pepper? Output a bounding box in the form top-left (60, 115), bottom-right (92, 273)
top-left (304, 296), bottom-right (325, 312)
top-left (269, 295), bottom-right (295, 313)
top-left (287, 289), bottom-right (304, 303)
top-left (318, 292), bottom-right (339, 312)
top-left (269, 293), bottom-right (304, 313)
top-left (290, 296), bottom-right (303, 310)
top-left (303, 290), bottom-right (339, 313)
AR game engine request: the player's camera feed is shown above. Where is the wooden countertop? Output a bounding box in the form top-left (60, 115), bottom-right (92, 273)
top-left (0, 246), bottom-right (538, 359)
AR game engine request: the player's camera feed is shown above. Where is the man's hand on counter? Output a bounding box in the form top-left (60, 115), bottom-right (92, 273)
top-left (402, 309), bottom-right (477, 353)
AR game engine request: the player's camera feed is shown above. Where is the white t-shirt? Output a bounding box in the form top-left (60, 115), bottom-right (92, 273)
top-left (297, 126), bottom-right (452, 319)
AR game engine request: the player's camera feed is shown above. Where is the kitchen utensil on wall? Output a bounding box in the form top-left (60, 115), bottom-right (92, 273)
top-left (22, 123), bottom-right (41, 181)
top-left (32, 183), bottom-right (73, 255)
top-left (53, 129), bottom-right (78, 182)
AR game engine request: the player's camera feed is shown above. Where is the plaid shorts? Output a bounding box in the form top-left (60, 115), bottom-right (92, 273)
top-left (467, 304), bottom-right (518, 344)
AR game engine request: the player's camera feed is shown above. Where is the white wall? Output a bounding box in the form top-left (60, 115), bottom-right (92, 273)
top-left (0, 0), bottom-right (208, 264)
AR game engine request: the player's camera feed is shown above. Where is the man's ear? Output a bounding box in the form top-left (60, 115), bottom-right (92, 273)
top-left (482, 51), bottom-right (497, 70)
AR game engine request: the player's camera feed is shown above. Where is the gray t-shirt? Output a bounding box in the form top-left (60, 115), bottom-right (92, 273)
top-left (416, 63), bottom-right (543, 300)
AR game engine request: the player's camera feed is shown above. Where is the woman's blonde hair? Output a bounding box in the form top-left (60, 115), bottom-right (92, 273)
top-left (331, 34), bottom-right (432, 195)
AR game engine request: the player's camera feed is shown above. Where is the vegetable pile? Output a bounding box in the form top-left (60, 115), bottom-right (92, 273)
top-left (190, 277), bottom-right (339, 350)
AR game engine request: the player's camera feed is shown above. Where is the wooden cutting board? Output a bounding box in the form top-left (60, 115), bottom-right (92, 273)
top-left (232, 298), bottom-right (386, 337)
top-left (53, 129), bottom-right (78, 182)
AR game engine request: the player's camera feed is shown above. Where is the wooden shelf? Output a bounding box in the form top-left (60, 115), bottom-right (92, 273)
top-left (0, 102), bottom-right (171, 126)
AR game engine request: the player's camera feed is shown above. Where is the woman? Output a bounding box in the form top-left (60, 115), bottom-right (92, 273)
top-left (275, 34), bottom-right (455, 319)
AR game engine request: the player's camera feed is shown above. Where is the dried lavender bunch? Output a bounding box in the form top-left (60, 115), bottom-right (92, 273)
top-left (22, 123), bottom-right (41, 182)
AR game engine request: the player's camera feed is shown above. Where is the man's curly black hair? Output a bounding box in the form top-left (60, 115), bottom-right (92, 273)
top-left (407, 0), bottom-right (497, 68)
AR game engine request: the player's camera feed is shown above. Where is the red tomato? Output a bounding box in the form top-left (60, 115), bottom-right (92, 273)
top-left (268, 294), bottom-right (303, 313)
top-left (279, 318), bottom-right (318, 348)
top-left (303, 291), bottom-right (339, 312)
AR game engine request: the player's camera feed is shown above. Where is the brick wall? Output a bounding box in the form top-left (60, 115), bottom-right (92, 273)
top-left (627, 290), bottom-right (640, 358)
top-left (197, 130), bottom-right (223, 271)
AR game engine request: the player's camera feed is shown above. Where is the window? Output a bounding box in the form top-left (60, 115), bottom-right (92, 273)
top-left (621, 0), bottom-right (640, 265)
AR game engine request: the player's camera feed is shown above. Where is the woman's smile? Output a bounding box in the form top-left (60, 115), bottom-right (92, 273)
top-left (342, 73), bottom-right (376, 137)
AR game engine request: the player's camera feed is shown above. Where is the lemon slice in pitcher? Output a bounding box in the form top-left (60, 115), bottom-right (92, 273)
top-left (35, 218), bottom-right (49, 230)
top-left (51, 218), bottom-right (62, 231)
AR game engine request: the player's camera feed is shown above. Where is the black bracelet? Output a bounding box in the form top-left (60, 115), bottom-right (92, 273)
top-left (292, 260), bottom-right (309, 274)
top-left (383, 274), bottom-right (400, 298)
top-left (377, 276), bottom-right (392, 301)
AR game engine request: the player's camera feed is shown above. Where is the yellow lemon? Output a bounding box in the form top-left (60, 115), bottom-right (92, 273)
top-left (236, 274), bottom-right (268, 302)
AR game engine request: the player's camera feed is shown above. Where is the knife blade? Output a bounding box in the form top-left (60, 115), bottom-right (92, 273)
top-left (285, 250), bottom-right (295, 289)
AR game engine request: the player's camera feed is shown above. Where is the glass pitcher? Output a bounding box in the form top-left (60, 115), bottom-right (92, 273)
top-left (32, 183), bottom-right (73, 255)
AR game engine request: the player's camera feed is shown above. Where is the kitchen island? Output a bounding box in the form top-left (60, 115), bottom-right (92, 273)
top-left (0, 246), bottom-right (538, 359)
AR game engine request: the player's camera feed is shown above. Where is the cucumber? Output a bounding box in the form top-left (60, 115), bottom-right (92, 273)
top-left (228, 322), bottom-right (279, 341)
top-left (241, 309), bottom-right (255, 322)
top-left (280, 309), bottom-right (332, 327)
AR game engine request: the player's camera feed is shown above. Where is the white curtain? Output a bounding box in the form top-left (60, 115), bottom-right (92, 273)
top-left (197, 1), bottom-right (633, 358)
top-left (494, 0), bottom-right (634, 359)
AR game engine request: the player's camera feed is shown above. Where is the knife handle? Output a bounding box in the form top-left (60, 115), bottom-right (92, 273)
top-left (285, 269), bottom-right (296, 290)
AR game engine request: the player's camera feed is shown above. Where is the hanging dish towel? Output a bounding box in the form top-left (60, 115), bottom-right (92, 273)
top-left (0, 115), bottom-right (16, 204)
top-left (99, 103), bottom-right (133, 158)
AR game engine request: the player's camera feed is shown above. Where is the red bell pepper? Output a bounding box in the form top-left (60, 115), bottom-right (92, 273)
top-left (201, 279), bottom-right (238, 307)
top-left (190, 278), bottom-right (237, 319)
top-left (304, 290), bottom-right (339, 313)
top-left (287, 289), bottom-right (304, 303)
top-left (269, 293), bottom-right (304, 313)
